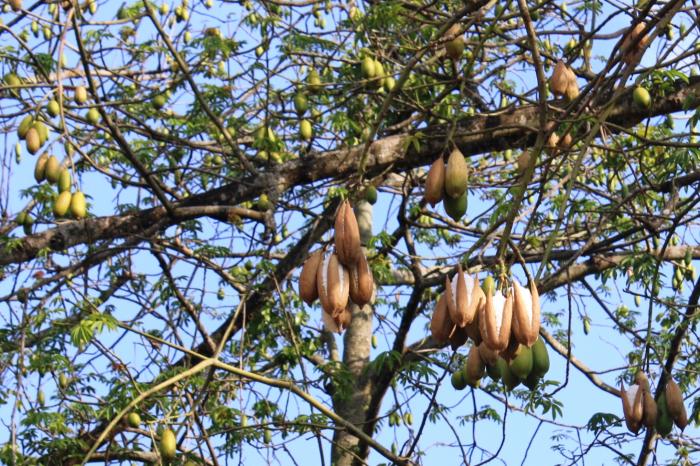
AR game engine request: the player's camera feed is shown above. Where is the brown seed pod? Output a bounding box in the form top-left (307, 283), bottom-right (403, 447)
top-left (430, 293), bottom-right (455, 344)
top-left (299, 250), bottom-right (323, 305)
top-left (477, 341), bottom-right (499, 366)
top-left (316, 252), bottom-right (350, 317)
top-left (499, 331), bottom-right (521, 362)
top-left (445, 266), bottom-right (484, 328)
top-left (465, 345), bottom-right (485, 385)
top-left (464, 313), bottom-right (482, 345)
top-left (665, 378), bottom-right (687, 429)
top-left (559, 132), bottom-right (573, 150)
top-left (334, 200), bottom-right (362, 266)
top-left (479, 285), bottom-right (513, 352)
top-left (634, 371), bottom-right (650, 393)
top-left (321, 307), bottom-right (351, 334)
top-left (641, 390), bottom-right (657, 428)
top-left (564, 78), bottom-right (579, 101)
top-left (512, 279), bottom-right (540, 347)
top-left (550, 60), bottom-right (569, 96)
top-left (444, 147), bottom-right (468, 199)
top-left (620, 383), bottom-right (644, 434)
top-left (349, 252), bottom-right (374, 306)
top-left (424, 157), bottom-right (445, 206)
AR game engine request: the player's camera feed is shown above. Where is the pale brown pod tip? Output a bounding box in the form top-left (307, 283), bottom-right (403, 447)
top-left (317, 252), bottom-right (350, 317)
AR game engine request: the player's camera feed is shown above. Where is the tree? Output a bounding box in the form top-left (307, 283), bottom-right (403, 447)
top-left (0, 0), bottom-right (698, 465)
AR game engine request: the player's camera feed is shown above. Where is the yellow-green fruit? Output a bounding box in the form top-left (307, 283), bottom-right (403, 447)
top-left (371, 334), bottom-right (378, 349)
top-left (184, 30), bottom-right (192, 43)
top-left (655, 392), bottom-right (673, 437)
top-left (632, 86), bottom-right (651, 109)
top-left (307, 69), bottom-right (322, 92)
top-left (126, 412), bottom-right (141, 428)
top-left (86, 108), bottom-right (100, 125)
top-left (160, 428), bottom-right (177, 460)
top-left (509, 345), bottom-right (533, 380)
top-left (70, 191), bottom-right (87, 218)
top-left (361, 56), bottom-right (376, 79)
top-left (364, 185), bottom-right (378, 205)
top-left (23, 215), bottom-right (34, 235)
top-left (45, 156), bottom-right (61, 183)
top-left (293, 93), bottom-right (308, 115)
top-left (523, 372), bottom-right (540, 391)
top-left (34, 153), bottom-right (49, 182)
top-left (383, 76), bottom-right (396, 92)
top-left (443, 191), bottom-right (467, 221)
top-left (88, 0), bottom-right (97, 14)
top-left (47, 99), bottom-right (60, 117)
top-left (58, 373), bottom-right (69, 390)
top-left (450, 370), bottom-right (468, 390)
top-left (42, 26), bottom-right (52, 40)
top-left (500, 361), bottom-right (521, 391)
top-left (15, 142), bottom-right (21, 162)
top-left (25, 127), bottom-right (41, 154)
top-left (300, 119), bottom-right (312, 140)
top-left (37, 390), bottom-right (45, 406)
top-left (18, 115), bottom-right (33, 139)
top-left (53, 191), bottom-right (71, 217)
top-left (487, 358), bottom-right (506, 381)
top-left (159, 2), bottom-right (169, 15)
top-left (257, 193), bottom-right (271, 211)
top-left (57, 169), bottom-right (71, 192)
top-left (4, 72), bottom-right (20, 87)
top-left (445, 148), bottom-right (468, 198)
top-left (16, 211), bottom-right (27, 225)
top-left (33, 121), bottom-right (49, 145)
top-left (263, 428), bottom-right (272, 444)
top-left (373, 60), bottom-right (385, 79)
top-left (31, 20), bottom-right (39, 37)
top-left (74, 86), bottom-right (88, 104)
top-left (531, 337), bottom-right (550, 378)
top-left (445, 37), bottom-right (465, 60)
top-left (152, 94), bottom-right (166, 110)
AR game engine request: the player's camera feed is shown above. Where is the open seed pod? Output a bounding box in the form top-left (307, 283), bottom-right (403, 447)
top-left (641, 390), bottom-right (657, 428)
top-left (477, 341), bottom-right (499, 366)
top-left (478, 278), bottom-right (513, 352)
top-left (620, 383), bottom-right (644, 434)
top-left (299, 249), bottom-right (323, 305)
top-left (349, 252), bottom-right (374, 306)
top-left (512, 279), bottom-right (540, 347)
top-left (334, 200), bottom-right (362, 266)
top-left (322, 306), bottom-right (352, 333)
top-left (550, 60), bottom-right (569, 96)
top-left (665, 378), bottom-right (688, 430)
top-left (464, 313), bottom-right (482, 345)
top-left (316, 252), bottom-right (350, 317)
top-left (424, 157), bottom-right (445, 206)
top-left (445, 265), bottom-right (484, 328)
top-left (430, 293), bottom-right (455, 344)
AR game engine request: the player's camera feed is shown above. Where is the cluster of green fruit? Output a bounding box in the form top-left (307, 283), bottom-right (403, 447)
top-left (16, 113), bottom-right (50, 155)
top-left (33, 152), bottom-right (87, 220)
top-left (360, 55), bottom-right (396, 92)
top-left (451, 337), bottom-right (550, 391)
top-left (423, 148), bottom-right (468, 221)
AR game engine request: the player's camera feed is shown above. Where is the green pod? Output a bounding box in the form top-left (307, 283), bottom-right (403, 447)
top-left (53, 191), bottom-right (72, 217)
top-left (57, 169), bottom-right (71, 192)
top-left (509, 345), bottom-right (533, 380)
top-left (443, 191), bottom-right (467, 221)
top-left (531, 337), bottom-right (550, 378)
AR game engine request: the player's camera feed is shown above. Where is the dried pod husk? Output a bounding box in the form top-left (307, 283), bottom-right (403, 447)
top-left (334, 306), bottom-right (353, 332)
top-left (316, 252), bottom-right (350, 317)
top-left (464, 313), bottom-right (482, 345)
top-left (641, 390), bottom-right (657, 428)
top-left (621, 383), bottom-right (644, 434)
top-left (424, 157), bottom-right (445, 206)
top-left (299, 249), bottom-right (323, 305)
top-left (564, 78), bottom-right (579, 101)
top-left (430, 293), bottom-right (455, 344)
top-left (499, 332), bottom-right (520, 362)
top-left (445, 265), bottom-right (481, 328)
top-left (322, 309), bottom-right (341, 333)
top-left (512, 279), bottom-right (540, 347)
top-left (334, 200), bottom-right (362, 266)
top-left (559, 132), bottom-right (573, 150)
top-left (479, 281), bottom-right (513, 352)
top-left (477, 341), bottom-right (499, 366)
top-left (550, 60), bottom-right (569, 96)
top-left (444, 148), bottom-right (468, 199)
top-left (634, 371), bottom-right (650, 393)
top-left (349, 252), bottom-right (374, 306)
top-left (448, 325), bottom-right (468, 350)
top-left (464, 345), bottom-right (485, 387)
top-left (665, 378), bottom-right (687, 430)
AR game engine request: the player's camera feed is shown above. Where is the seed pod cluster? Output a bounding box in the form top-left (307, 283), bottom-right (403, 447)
top-left (549, 60), bottom-right (579, 101)
top-left (423, 148), bottom-right (469, 221)
top-left (297, 200), bottom-right (374, 334)
top-left (620, 372), bottom-right (687, 435)
top-left (17, 115), bottom-right (50, 155)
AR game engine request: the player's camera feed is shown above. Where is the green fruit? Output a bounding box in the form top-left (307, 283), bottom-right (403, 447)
top-left (57, 169), bottom-right (71, 192)
top-left (159, 2), bottom-right (169, 15)
top-left (509, 345), bottom-right (533, 380)
top-left (443, 191), bottom-right (467, 221)
top-left (58, 373), bottom-right (68, 390)
top-left (263, 428), bottom-right (272, 443)
top-left (255, 46), bottom-right (265, 57)
top-left (23, 216), bottom-right (33, 235)
top-left (257, 193), bottom-right (271, 211)
top-left (373, 60), bottom-right (385, 79)
top-left (88, 0), bottom-right (97, 14)
top-left (152, 94), bottom-right (167, 110)
top-left (383, 76), bottom-right (396, 92)
top-left (300, 119), bottom-right (312, 140)
top-left (74, 85), bottom-right (88, 104)
top-left (371, 334), bottom-right (378, 349)
top-left (25, 128), bottom-right (41, 154)
top-left (632, 86), bottom-right (651, 109)
top-left (15, 142), bottom-right (21, 162)
top-left (307, 69), bottom-right (321, 92)
top-left (500, 361), bottom-right (521, 391)
top-left (70, 191), bottom-right (87, 219)
top-left (86, 108), bottom-right (100, 125)
top-left (486, 360), bottom-right (503, 382)
top-left (445, 148), bottom-right (468, 198)
top-left (53, 191), bottom-right (72, 217)
top-left (531, 337), bottom-right (550, 378)
top-left (293, 93), bottom-right (308, 115)
top-left (37, 390), bottom-right (45, 406)
top-left (523, 372), bottom-right (541, 391)
top-left (47, 99), bottom-right (60, 117)
top-left (445, 37), bottom-right (465, 60)
top-left (18, 115), bottom-right (33, 139)
top-left (451, 370), bottom-right (468, 390)
top-left (44, 156), bottom-right (61, 183)
top-left (656, 392), bottom-right (673, 437)
top-left (364, 185), bottom-right (378, 204)
top-left (34, 153), bottom-right (49, 182)
top-left (482, 276), bottom-right (495, 295)
top-left (32, 121), bottom-right (49, 145)
top-left (160, 428), bottom-right (177, 460)
top-left (127, 412), bottom-right (141, 428)
top-left (361, 56), bottom-right (376, 79)
top-left (4, 72), bottom-right (20, 87)
top-left (16, 211), bottom-right (27, 225)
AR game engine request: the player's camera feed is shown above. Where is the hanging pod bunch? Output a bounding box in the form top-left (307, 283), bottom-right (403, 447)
top-left (549, 60), bottom-right (578, 101)
top-left (664, 377), bottom-right (688, 431)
